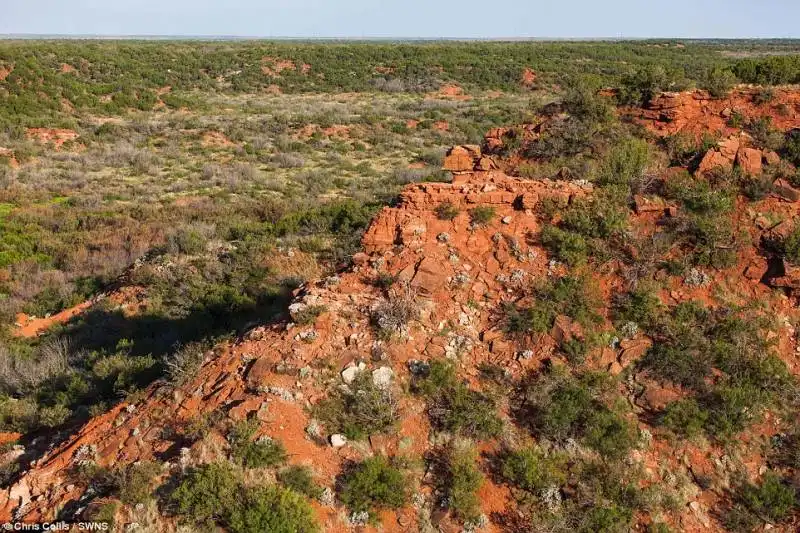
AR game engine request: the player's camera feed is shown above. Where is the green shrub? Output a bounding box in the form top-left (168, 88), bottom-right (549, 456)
top-left (167, 228), bottom-right (207, 255)
top-left (228, 420), bottom-right (287, 468)
top-left (618, 65), bottom-right (672, 106)
top-left (661, 399), bottom-right (708, 438)
top-left (171, 462), bottom-right (241, 523)
top-left (83, 501), bottom-right (118, 529)
top-left (661, 172), bottom-right (738, 267)
top-left (503, 275), bottom-right (602, 335)
top-left (781, 224), bottom-right (800, 265)
top-left (663, 172), bottom-right (733, 215)
top-left (117, 461), bottom-right (161, 505)
top-left (726, 472), bottom-right (796, 530)
top-left (469, 206), bottom-right (496, 226)
top-left (782, 129), bottom-right (800, 167)
top-left (338, 456), bottom-right (407, 515)
top-left (612, 287), bottom-right (664, 331)
top-left (315, 371), bottom-right (398, 440)
top-left (641, 302), bottom-right (793, 439)
top-left (278, 465), bottom-right (323, 499)
top-left (560, 336), bottom-right (591, 364)
top-left (413, 359), bottom-right (502, 439)
top-left (771, 431), bottom-right (800, 469)
top-left (595, 138), bottom-right (650, 188)
top-left (745, 116), bottom-right (784, 151)
top-left (560, 193), bottom-right (628, 240)
top-left (582, 408), bottom-right (639, 459)
top-left (435, 201), bottom-right (460, 221)
top-left (500, 445), bottom-right (567, 494)
top-left (577, 504), bottom-right (632, 533)
top-left (699, 67), bottom-right (738, 98)
top-left (227, 485), bottom-right (319, 533)
top-left (444, 442), bottom-right (484, 524)
top-left (293, 305), bottom-right (326, 325)
top-left (516, 369), bottom-right (638, 459)
top-left (374, 272), bottom-right (397, 289)
top-left (562, 81), bottom-right (613, 124)
top-left (704, 384), bottom-right (770, 438)
top-left (541, 225), bottom-right (588, 266)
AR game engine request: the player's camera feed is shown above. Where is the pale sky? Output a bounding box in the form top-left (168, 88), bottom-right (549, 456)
top-left (0, 0), bottom-right (797, 39)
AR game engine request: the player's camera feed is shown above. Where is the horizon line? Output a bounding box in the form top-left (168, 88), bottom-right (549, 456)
top-left (1, 34), bottom-right (799, 42)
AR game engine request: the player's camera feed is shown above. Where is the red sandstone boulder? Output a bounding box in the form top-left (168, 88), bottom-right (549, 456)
top-left (717, 136), bottom-right (740, 161)
top-left (697, 150), bottom-right (733, 176)
top-left (443, 145), bottom-right (481, 172)
top-left (737, 147), bottom-right (763, 176)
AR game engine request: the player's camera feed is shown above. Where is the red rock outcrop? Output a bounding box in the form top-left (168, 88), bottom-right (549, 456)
top-left (737, 147), bottom-right (763, 175)
top-left (695, 133), bottom-right (786, 177)
top-left (442, 145), bottom-right (484, 173)
top-left (0, 64), bottom-right (12, 82)
top-left (521, 67), bottom-right (537, 87)
top-left (0, 168), bottom-right (592, 526)
top-left (628, 88), bottom-right (800, 138)
top-left (24, 128), bottom-right (79, 149)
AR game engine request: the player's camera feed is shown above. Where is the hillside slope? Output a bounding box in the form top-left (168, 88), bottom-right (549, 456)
top-left (3, 88), bottom-right (800, 531)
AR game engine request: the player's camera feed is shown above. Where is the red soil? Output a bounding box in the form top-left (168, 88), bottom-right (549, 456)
top-left (25, 128), bottom-right (80, 149)
top-left (0, 64), bottom-right (13, 81)
top-left (521, 67), bottom-right (537, 87)
top-left (13, 300), bottom-right (94, 338)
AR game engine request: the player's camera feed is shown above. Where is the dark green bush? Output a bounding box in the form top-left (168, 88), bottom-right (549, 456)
top-left (781, 224), bottom-right (800, 265)
top-left (726, 472), bottom-right (797, 530)
top-left (228, 420), bottom-right (287, 468)
top-left (469, 206), bottom-right (496, 226)
top-left (293, 305), bottom-right (326, 325)
top-left (226, 485), bottom-right (319, 533)
top-left (618, 65), bottom-right (687, 106)
top-left (171, 461), bottom-right (319, 532)
top-left (612, 287), bottom-right (664, 331)
top-left (435, 201), bottom-right (460, 221)
top-left (502, 275), bottom-right (602, 335)
top-left (661, 172), bottom-right (738, 267)
top-left (315, 371), bottom-right (398, 440)
top-left (541, 225), bottom-right (589, 266)
top-left (699, 67), bottom-right (738, 98)
top-left (641, 302), bottom-right (793, 439)
top-left (595, 138), bottom-right (650, 188)
top-left (278, 465), bottom-right (323, 499)
top-left (413, 359), bottom-right (502, 439)
top-left (338, 456), bottom-right (407, 515)
top-left (782, 129), bottom-right (800, 167)
top-left (771, 430), bottom-right (800, 470)
top-left (560, 194), bottom-right (628, 240)
top-left (171, 462), bottom-right (241, 523)
top-left (444, 442), bottom-right (484, 524)
top-left (660, 399), bottom-right (708, 438)
top-left (577, 504), bottom-right (632, 533)
top-left (500, 445), bottom-right (567, 494)
top-left (515, 369), bottom-right (638, 459)
top-left (117, 461), bottom-right (161, 505)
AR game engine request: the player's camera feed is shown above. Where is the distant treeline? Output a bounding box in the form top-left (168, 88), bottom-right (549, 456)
top-left (1, 40), bottom-right (799, 127)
